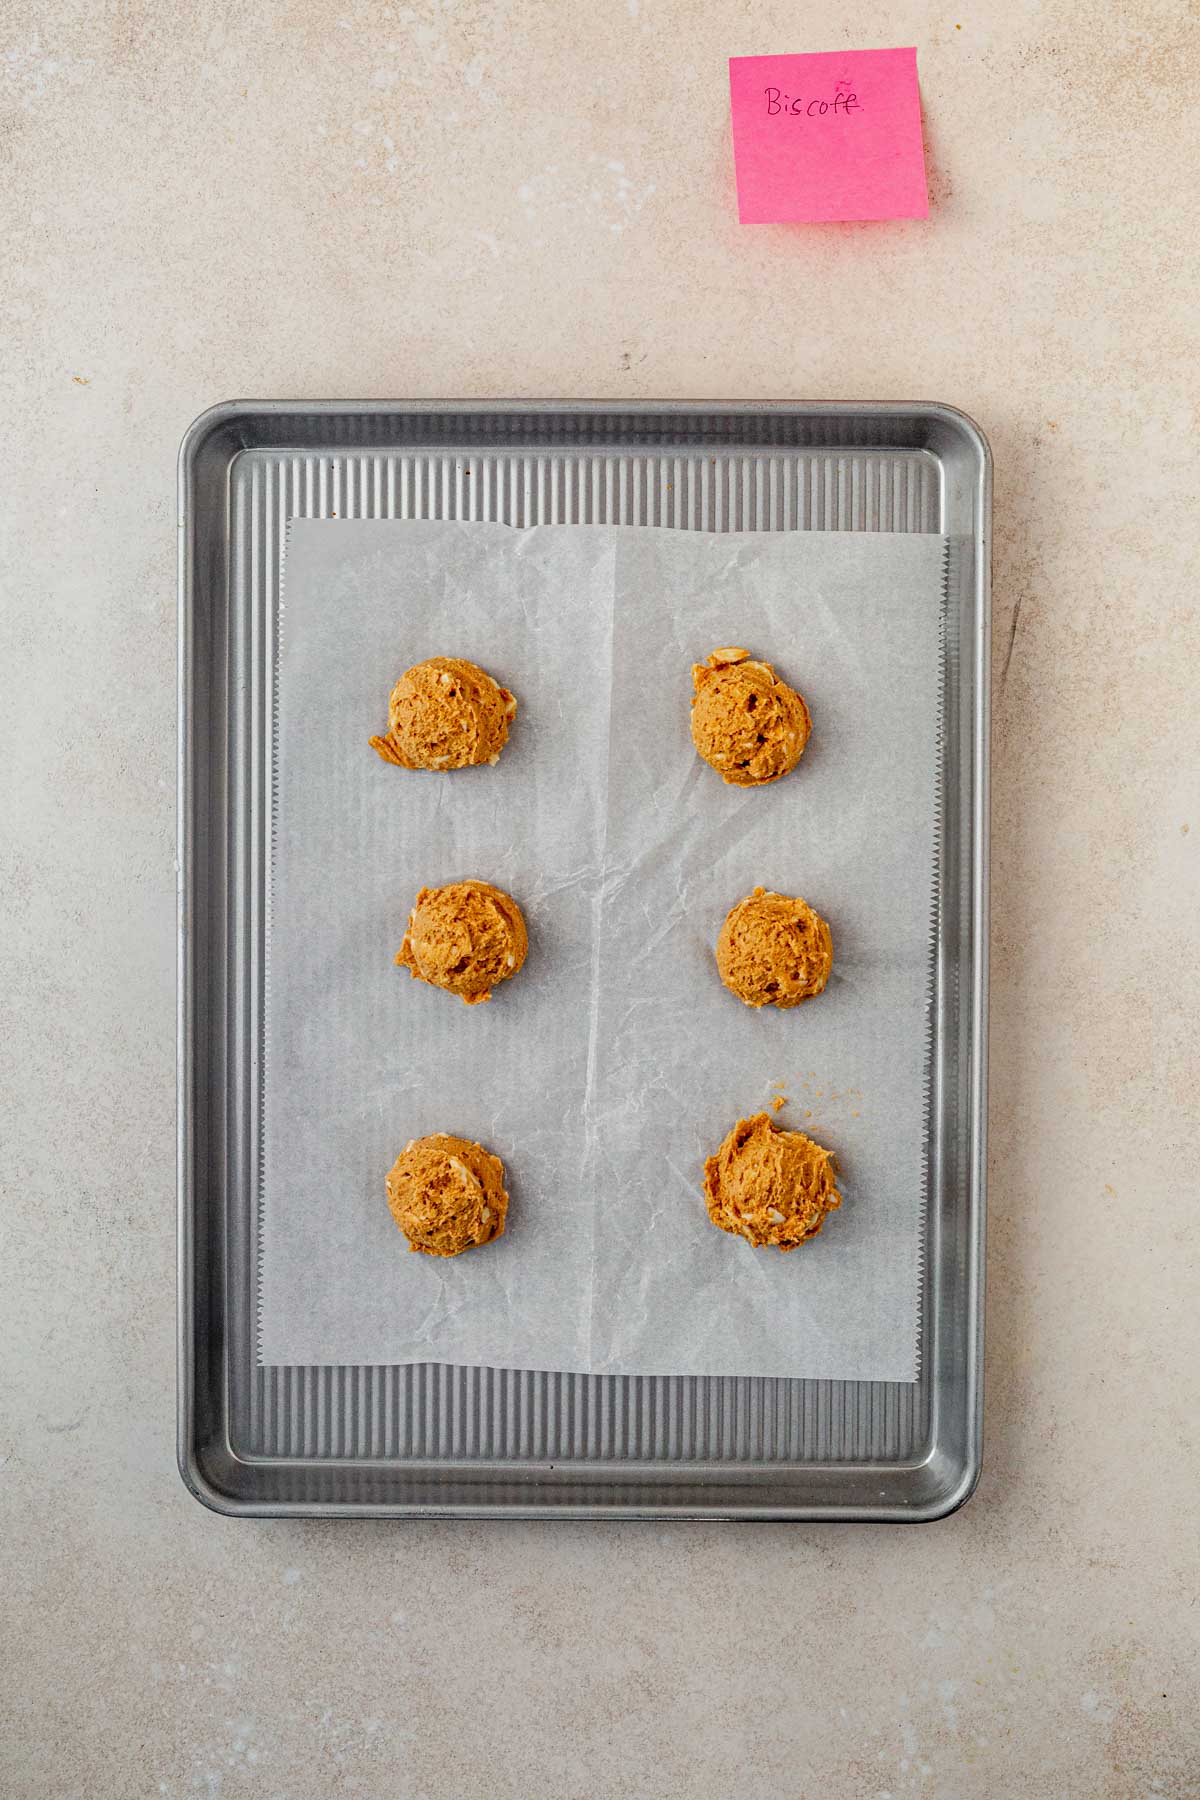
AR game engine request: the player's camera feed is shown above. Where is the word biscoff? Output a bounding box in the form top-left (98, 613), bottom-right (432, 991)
top-left (763, 86), bottom-right (863, 118)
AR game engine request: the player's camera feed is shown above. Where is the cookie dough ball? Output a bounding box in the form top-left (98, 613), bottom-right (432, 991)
top-left (386, 1133), bottom-right (509, 1256)
top-left (690, 647), bottom-right (811, 787)
top-left (717, 887), bottom-right (833, 1009)
top-left (396, 879), bottom-right (528, 1005)
top-left (703, 1112), bottom-right (841, 1251)
top-left (370, 657), bottom-right (516, 770)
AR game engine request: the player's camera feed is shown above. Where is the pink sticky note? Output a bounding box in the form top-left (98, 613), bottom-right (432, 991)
top-left (729, 47), bottom-right (929, 224)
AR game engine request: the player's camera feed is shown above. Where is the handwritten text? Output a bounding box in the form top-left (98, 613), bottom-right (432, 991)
top-left (765, 87), bottom-right (863, 118)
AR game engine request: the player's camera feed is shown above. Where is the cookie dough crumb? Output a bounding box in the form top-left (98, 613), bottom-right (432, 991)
top-left (772, 1093), bottom-right (787, 1112)
top-left (370, 657), bottom-right (516, 770)
top-left (386, 1133), bottom-right (509, 1256)
top-left (690, 647), bottom-right (811, 787)
top-left (717, 887), bottom-right (833, 1009)
top-left (703, 1111), bottom-right (841, 1250)
top-left (397, 879), bottom-right (528, 1005)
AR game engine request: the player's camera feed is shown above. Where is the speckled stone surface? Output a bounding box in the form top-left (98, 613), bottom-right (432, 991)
top-left (3, 3), bottom-right (1199, 1795)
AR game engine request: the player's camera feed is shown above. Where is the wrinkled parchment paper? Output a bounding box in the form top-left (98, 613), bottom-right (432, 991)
top-left (259, 521), bottom-right (943, 1380)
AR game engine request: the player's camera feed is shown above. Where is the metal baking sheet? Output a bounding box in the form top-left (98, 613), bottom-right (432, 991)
top-left (178, 400), bottom-right (990, 1520)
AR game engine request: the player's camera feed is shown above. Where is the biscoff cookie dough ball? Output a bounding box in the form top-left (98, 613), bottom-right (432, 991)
top-left (386, 1133), bottom-right (509, 1256)
top-left (716, 887), bottom-right (833, 1009)
top-left (396, 879), bottom-right (528, 1005)
top-left (689, 646), bottom-right (811, 787)
top-left (370, 657), bottom-right (516, 770)
top-left (702, 1111), bottom-right (842, 1251)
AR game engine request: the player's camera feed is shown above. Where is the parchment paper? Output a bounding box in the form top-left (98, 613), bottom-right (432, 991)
top-left (260, 521), bottom-right (944, 1380)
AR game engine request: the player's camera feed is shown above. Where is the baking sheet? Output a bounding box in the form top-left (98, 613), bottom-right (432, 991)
top-left (260, 520), bottom-right (943, 1380)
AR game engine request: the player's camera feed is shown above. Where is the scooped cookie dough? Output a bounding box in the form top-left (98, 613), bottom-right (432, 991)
top-left (370, 656), bottom-right (516, 770)
top-left (690, 646), bottom-right (811, 787)
top-left (703, 1111), bottom-right (842, 1251)
top-left (386, 1133), bottom-right (509, 1256)
top-left (396, 879), bottom-right (528, 1005)
top-left (717, 887), bottom-right (833, 1009)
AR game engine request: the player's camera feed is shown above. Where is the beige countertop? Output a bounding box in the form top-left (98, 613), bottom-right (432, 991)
top-left (3, 2), bottom-right (1198, 1795)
